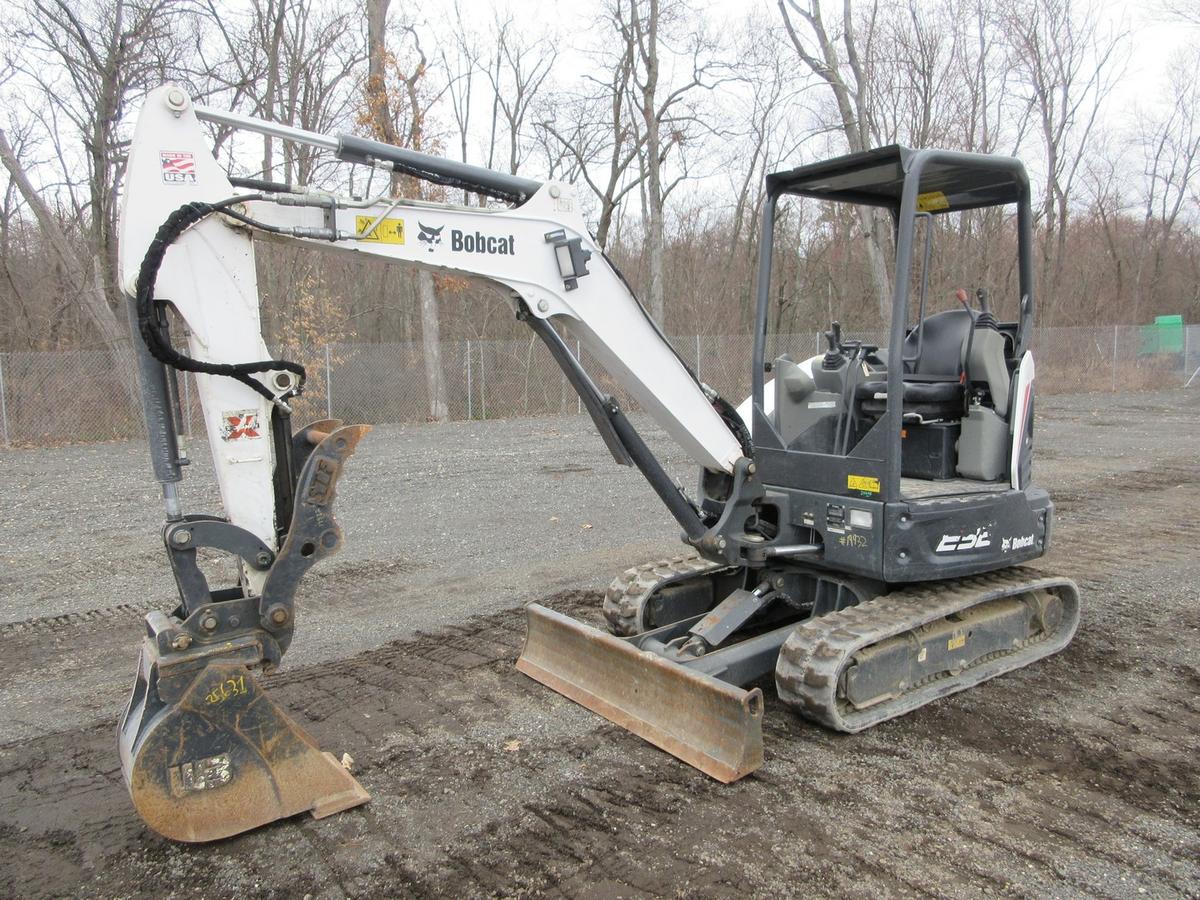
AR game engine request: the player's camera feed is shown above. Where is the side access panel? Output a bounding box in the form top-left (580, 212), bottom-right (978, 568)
top-left (883, 487), bottom-right (1052, 583)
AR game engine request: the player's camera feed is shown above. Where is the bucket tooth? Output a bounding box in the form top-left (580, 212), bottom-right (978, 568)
top-left (119, 646), bottom-right (368, 843)
top-left (516, 603), bottom-right (763, 783)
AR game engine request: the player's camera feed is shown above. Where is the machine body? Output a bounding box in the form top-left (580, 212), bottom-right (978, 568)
top-left (117, 87), bottom-right (1079, 839)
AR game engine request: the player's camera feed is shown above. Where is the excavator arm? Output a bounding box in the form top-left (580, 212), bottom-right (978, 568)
top-left (116, 88), bottom-right (1080, 844)
top-left (116, 86), bottom-right (753, 841)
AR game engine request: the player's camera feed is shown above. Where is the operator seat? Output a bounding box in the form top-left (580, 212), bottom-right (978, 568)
top-left (857, 309), bottom-right (973, 420)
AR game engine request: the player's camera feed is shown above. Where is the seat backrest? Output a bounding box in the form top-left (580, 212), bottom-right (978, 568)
top-left (903, 309), bottom-right (972, 378)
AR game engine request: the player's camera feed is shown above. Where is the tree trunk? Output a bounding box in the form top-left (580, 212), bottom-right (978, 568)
top-left (417, 273), bottom-right (447, 421)
top-left (0, 127), bottom-right (139, 410)
top-left (777, 0), bottom-right (892, 320)
top-left (365, 0), bottom-right (447, 421)
top-left (860, 208), bottom-right (893, 320)
top-left (633, 0), bottom-right (666, 325)
top-left (366, 0), bottom-right (398, 146)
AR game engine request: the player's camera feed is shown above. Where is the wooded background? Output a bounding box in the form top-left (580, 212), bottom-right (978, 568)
top-left (0, 0), bottom-right (1196, 423)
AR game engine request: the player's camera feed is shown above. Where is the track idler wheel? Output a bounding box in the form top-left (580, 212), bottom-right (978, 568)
top-left (119, 644), bottom-right (368, 843)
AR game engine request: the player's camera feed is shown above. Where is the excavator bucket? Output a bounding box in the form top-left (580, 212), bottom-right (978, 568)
top-left (516, 604), bottom-right (763, 782)
top-left (117, 422), bottom-right (374, 843)
top-left (119, 645), bottom-right (369, 842)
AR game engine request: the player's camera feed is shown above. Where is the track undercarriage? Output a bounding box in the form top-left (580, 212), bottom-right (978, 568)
top-left (519, 554), bottom-right (1079, 780)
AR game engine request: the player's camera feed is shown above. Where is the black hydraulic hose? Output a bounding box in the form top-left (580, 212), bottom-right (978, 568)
top-left (229, 175), bottom-right (295, 194)
top-left (134, 196), bottom-right (306, 403)
top-left (712, 393), bottom-right (754, 459)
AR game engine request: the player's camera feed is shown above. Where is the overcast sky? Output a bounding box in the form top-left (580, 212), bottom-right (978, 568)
top-left (426, 0), bottom-right (1196, 208)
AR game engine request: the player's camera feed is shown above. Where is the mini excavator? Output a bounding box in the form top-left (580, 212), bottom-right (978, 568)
top-left (117, 86), bottom-right (1079, 841)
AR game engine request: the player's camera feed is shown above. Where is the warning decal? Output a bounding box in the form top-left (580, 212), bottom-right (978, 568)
top-left (220, 410), bottom-right (262, 442)
top-left (355, 215), bottom-right (406, 244)
top-left (847, 474), bottom-right (880, 494)
top-left (916, 190), bottom-right (949, 212)
top-left (160, 151), bottom-right (197, 185)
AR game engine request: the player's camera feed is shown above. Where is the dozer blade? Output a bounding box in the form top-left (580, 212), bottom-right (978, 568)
top-left (119, 643), bottom-right (368, 843)
top-left (517, 604), bottom-right (763, 783)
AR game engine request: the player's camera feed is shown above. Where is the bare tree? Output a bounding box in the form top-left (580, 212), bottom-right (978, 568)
top-left (364, 2), bottom-right (448, 421)
top-left (439, 2), bottom-right (477, 203)
top-left (10, 0), bottom-right (191, 344)
top-left (1001, 0), bottom-right (1126, 315)
top-left (481, 16), bottom-right (557, 178)
top-left (1082, 134), bottom-right (1130, 314)
top-left (1131, 47), bottom-right (1200, 321)
top-left (1153, 0), bottom-right (1200, 28)
top-left (621, 0), bottom-right (724, 326)
top-left (777, 0), bottom-right (893, 318)
top-left (536, 38), bottom-right (648, 250)
top-left (0, 127), bottom-right (131, 359)
top-left (703, 12), bottom-right (809, 326)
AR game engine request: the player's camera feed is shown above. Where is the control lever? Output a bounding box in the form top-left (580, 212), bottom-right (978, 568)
top-left (824, 321), bottom-right (843, 351)
top-left (976, 287), bottom-right (991, 315)
top-left (822, 321), bottom-right (844, 370)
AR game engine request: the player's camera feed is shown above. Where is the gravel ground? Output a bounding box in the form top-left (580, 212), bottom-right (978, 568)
top-left (0, 389), bottom-right (1197, 897)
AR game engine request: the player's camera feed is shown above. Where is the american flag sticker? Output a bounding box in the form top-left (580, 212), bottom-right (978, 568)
top-left (160, 151), bottom-right (197, 185)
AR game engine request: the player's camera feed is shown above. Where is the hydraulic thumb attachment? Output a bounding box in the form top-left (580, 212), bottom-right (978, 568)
top-left (118, 424), bottom-right (371, 842)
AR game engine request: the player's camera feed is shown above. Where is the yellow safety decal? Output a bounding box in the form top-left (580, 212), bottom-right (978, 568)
top-left (847, 474), bottom-right (880, 494)
top-left (917, 190), bottom-right (949, 212)
top-left (947, 633), bottom-right (966, 651)
top-left (355, 215), bottom-right (405, 244)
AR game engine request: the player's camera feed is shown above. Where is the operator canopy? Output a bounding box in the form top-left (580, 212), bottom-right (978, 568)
top-left (767, 144), bottom-right (1026, 213)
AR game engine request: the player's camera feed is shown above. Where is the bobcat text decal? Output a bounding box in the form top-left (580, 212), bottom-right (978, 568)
top-left (1001, 534), bottom-right (1036, 552)
top-left (450, 229), bottom-right (515, 255)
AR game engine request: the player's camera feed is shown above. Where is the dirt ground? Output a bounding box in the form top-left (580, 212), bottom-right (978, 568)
top-left (1, 390), bottom-right (1197, 899)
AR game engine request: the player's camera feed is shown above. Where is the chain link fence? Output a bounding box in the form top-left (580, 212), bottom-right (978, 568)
top-left (1, 325), bottom-right (1197, 447)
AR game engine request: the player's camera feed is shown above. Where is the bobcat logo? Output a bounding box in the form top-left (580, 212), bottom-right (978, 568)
top-left (418, 222), bottom-right (443, 251)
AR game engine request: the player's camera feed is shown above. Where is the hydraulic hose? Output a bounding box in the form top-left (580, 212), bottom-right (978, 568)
top-left (133, 196), bottom-right (306, 402)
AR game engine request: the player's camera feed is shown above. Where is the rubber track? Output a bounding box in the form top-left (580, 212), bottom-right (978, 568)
top-left (601, 553), bottom-right (728, 636)
top-left (775, 566), bottom-right (1080, 732)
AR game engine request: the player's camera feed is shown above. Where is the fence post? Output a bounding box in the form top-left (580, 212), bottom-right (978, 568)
top-left (695, 334), bottom-right (702, 381)
top-left (466, 340), bottom-right (473, 419)
top-left (1183, 325), bottom-right (1189, 382)
top-left (0, 351), bottom-right (8, 446)
top-left (324, 343), bottom-right (333, 418)
top-left (1186, 326), bottom-right (1200, 388)
top-left (480, 341), bottom-right (487, 420)
top-left (576, 340), bottom-right (582, 415)
top-left (1111, 325), bottom-right (1118, 393)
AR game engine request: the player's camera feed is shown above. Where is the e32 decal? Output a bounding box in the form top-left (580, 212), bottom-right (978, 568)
top-left (936, 528), bottom-right (991, 553)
